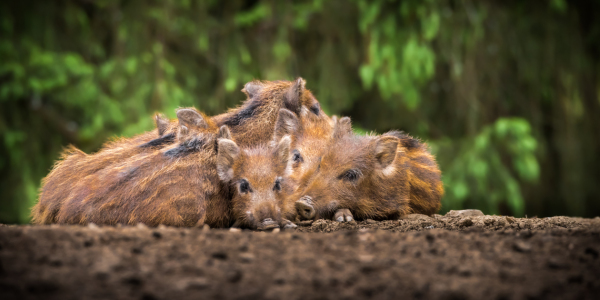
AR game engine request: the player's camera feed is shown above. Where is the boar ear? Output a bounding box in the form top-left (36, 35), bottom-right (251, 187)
top-left (176, 108), bottom-right (208, 129)
top-left (217, 139), bottom-right (240, 182)
top-left (273, 109), bottom-right (300, 143)
top-left (217, 125), bottom-right (232, 140)
top-left (333, 117), bottom-right (352, 139)
top-left (275, 135), bottom-right (292, 167)
top-left (374, 136), bottom-right (399, 169)
top-left (242, 81), bottom-right (264, 99)
top-left (284, 77), bottom-right (306, 114)
top-left (154, 113), bottom-right (169, 137)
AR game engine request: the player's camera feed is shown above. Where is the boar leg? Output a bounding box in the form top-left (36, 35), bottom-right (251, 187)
top-left (231, 220), bottom-right (242, 228)
top-left (334, 209), bottom-right (354, 222)
top-left (256, 218), bottom-right (280, 231)
top-left (281, 219), bottom-right (298, 229)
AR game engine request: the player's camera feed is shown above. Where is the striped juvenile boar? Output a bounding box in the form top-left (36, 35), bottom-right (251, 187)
top-left (293, 117), bottom-right (443, 222)
top-left (270, 108), bottom-right (336, 221)
top-left (216, 136), bottom-right (296, 230)
top-left (214, 78), bottom-right (330, 147)
top-left (34, 108), bottom-right (293, 229)
top-left (33, 108), bottom-right (232, 226)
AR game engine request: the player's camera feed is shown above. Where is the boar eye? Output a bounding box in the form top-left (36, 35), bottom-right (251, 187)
top-left (292, 149), bottom-right (303, 163)
top-left (310, 103), bottom-right (320, 115)
top-left (239, 179), bottom-right (252, 194)
top-left (339, 169), bottom-right (361, 182)
top-left (273, 177), bottom-right (283, 191)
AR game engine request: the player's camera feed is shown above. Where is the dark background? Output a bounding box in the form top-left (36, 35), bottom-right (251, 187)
top-left (1, 0), bottom-right (599, 223)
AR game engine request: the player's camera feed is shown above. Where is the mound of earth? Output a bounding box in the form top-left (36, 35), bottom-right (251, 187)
top-left (1, 211), bottom-right (599, 300)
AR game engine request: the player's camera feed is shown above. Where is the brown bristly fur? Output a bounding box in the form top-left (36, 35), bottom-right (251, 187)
top-left (32, 109), bottom-right (236, 227)
top-left (213, 78), bottom-right (330, 147)
top-left (293, 118), bottom-right (443, 221)
top-left (31, 114), bottom-right (178, 225)
top-left (32, 77), bottom-right (332, 226)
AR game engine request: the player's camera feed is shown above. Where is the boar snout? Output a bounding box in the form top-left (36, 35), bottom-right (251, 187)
top-left (256, 218), bottom-right (279, 231)
top-left (295, 196), bottom-right (316, 220)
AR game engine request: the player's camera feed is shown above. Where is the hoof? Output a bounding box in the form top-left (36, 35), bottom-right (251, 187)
top-left (334, 209), bottom-right (353, 222)
top-left (256, 218), bottom-right (279, 231)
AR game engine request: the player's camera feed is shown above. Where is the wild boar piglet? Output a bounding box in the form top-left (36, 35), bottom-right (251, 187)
top-left (217, 135), bottom-right (297, 230)
top-left (294, 117), bottom-right (443, 222)
top-left (269, 108), bottom-right (336, 221)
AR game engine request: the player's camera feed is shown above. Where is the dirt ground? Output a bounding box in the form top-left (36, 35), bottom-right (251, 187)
top-left (1, 211), bottom-right (599, 300)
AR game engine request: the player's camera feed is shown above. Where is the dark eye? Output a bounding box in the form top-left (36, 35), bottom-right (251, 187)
top-left (273, 177), bottom-right (283, 191)
top-left (292, 149), bottom-right (303, 163)
top-left (239, 179), bottom-right (252, 194)
top-left (339, 169), bottom-right (361, 182)
top-left (310, 103), bottom-right (320, 115)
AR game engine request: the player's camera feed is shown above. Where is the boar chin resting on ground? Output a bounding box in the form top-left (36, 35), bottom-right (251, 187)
top-left (292, 117), bottom-right (444, 222)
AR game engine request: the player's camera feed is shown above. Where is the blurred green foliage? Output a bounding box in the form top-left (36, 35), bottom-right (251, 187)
top-left (1, 0), bottom-right (599, 223)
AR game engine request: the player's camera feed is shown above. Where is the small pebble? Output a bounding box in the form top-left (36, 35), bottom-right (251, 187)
top-left (202, 224), bottom-right (210, 231)
top-left (229, 228), bottom-right (241, 233)
top-left (513, 240), bottom-right (532, 253)
top-left (239, 253), bottom-right (255, 263)
top-left (445, 210), bottom-right (484, 218)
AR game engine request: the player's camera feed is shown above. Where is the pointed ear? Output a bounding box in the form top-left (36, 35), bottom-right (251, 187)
top-left (242, 81), bottom-right (264, 99)
top-left (333, 117), bottom-right (352, 139)
top-left (154, 113), bottom-right (169, 136)
top-left (284, 77), bottom-right (306, 114)
top-left (274, 135), bottom-right (291, 167)
top-left (374, 136), bottom-right (399, 169)
top-left (217, 139), bottom-right (240, 182)
top-left (178, 125), bottom-right (189, 137)
top-left (217, 125), bottom-right (232, 140)
top-left (273, 109), bottom-right (299, 143)
top-left (176, 108), bottom-right (208, 129)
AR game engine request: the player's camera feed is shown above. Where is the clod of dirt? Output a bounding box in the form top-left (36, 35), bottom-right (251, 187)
top-left (547, 258), bottom-right (569, 270)
top-left (445, 209), bottom-right (484, 218)
top-left (296, 220), bottom-right (314, 227)
top-left (458, 218), bottom-right (474, 227)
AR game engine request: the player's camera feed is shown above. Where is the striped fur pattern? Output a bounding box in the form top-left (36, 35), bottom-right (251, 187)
top-left (32, 109), bottom-right (236, 227)
top-left (213, 78), bottom-right (330, 147)
top-left (293, 117), bottom-right (443, 221)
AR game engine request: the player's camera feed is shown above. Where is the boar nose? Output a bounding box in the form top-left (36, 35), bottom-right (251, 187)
top-left (295, 196), bottom-right (315, 220)
top-left (256, 218), bottom-right (279, 231)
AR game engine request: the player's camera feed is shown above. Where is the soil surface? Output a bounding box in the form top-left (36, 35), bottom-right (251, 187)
top-left (1, 211), bottom-right (599, 300)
